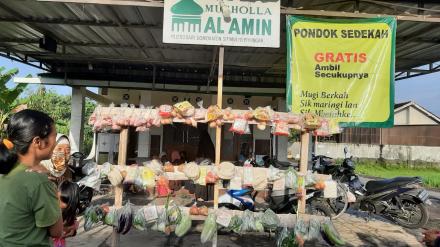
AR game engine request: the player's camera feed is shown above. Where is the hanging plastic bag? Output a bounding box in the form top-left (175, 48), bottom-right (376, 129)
top-left (82, 161), bottom-right (97, 176)
top-left (255, 216), bottom-right (265, 233)
top-left (116, 201), bottom-right (133, 235)
top-left (261, 208), bottom-right (280, 231)
top-left (183, 162), bottom-right (200, 181)
top-left (227, 215), bottom-right (243, 234)
top-left (322, 219), bottom-right (345, 246)
top-left (285, 167), bottom-right (297, 189)
top-left (141, 167), bottom-right (156, 188)
top-left (194, 100), bottom-right (207, 120)
top-left (223, 107), bottom-right (235, 121)
top-left (175, 213), bottom-right (192, 237)
top-left (197, 166), bottom-right (208, 186)
top-left (201, 213), bottom-right (217, 243)
top-left (156, 176), bottom-right (171, 197)
top-left (78, 169), bottom-right (101, 191)
top-left (306, 218), bottom-right (321, 241)
top-left (230, 117), bottom-right (248, 134)
top-left (294, 219), bottom-right (308, 240)
top-left (174, 101), bottom-right (195, 118)
top-left (305, 170), bottom-right (317, 187)
top-left (133, 208), bottom-right (148, 231)
top-left (108, 167), bottom-right (123, 186)
top-left (268, 165), bottom-right (282, 182)
top-left (242, 164), bottom-right (253, 187)
top-left (239, 210), bottom-right (256, 233)
top-left (145, 159), bottom-right (163, 176)
top-left (123, 165), bottom-right (140, 185)
top-left (218, 161), bottom-right (235, 180)
top-left (273, 120), bottom-right (289, 136)
top-left (104, 207), bottom-right (117, 226)
top-left (99, 162), bottom-right (112, 178)
top-left (205, 170), bottom-right (219, 184)
top-left (277, 227), bottom-right (290, 247)
top-left (159, 105), bottom-right (173, 118)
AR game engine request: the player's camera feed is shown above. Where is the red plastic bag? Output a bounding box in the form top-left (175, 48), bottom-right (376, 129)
top-left (273, 120), bottom-right (289, 136)
top-left (156, 176), bottom-right (171, 197)
top-left (159, 105), bottom-right (173, 118)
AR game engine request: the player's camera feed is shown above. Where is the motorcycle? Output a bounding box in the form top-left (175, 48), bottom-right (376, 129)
top-left (313, 147), bottom-right (430, 229)
top-left (70, 152), bottom-right (96, 213)
top-left (218, 184), bottom-right (333, 217)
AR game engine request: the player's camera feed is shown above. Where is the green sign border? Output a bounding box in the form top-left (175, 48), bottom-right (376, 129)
top-left (285, 15), bottom-right (396, 128)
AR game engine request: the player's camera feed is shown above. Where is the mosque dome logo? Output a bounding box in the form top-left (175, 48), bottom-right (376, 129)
top-left (171, 0), bottom-right (204, 32)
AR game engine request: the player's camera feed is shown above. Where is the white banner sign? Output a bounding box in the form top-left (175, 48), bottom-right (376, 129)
top-left (163, 0), bottom-right (280, 47)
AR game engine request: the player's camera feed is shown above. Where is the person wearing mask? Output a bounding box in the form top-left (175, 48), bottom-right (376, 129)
top-left (40, 134), bottom-right (72, 182)
top-left (0, 109), bottom-right (63, 246)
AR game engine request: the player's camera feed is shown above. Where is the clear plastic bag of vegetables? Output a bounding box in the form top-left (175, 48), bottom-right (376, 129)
top-left (227, 215), bottom-right (242, 234)
top-left (104, 207), bottom-right (117, 226)
top-left (175, 213), bottom-right (192, 237)
top-left (116, 201), bottom-right (133, 235)
top-left (166, 202), bottom-right (182, 226)
top-left (261, 208), bottom-right (280, 231)
top-left (277, 227), bottom-right (290, 247)
top-left (254, 215), bottom-right (265, 233)
top-left (239, 210), bottom-right (257, 233)
top-left (201, 213), bottom-right (217, 243)
top-left (277, 227), bottom-right (305, 247)
top-left (294, 219), bottom-right (308, 241)
top-left (84, 205), bottom-right (105, 231)
top-left (322, 219), bottom-right (345, 246)
top-left (285, 167), bottom-right (298, 189)
top-left (306, 218), bottom-right (321, 241)
top-left (133, 207), bottom-right (149, 231)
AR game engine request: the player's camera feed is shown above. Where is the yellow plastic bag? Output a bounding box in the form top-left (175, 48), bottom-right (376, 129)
top-left (141, 167), bottom-right (156, 188)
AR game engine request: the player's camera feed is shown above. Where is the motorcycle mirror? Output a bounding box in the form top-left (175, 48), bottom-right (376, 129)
top-left (343, 147), bottom-right (348, 154)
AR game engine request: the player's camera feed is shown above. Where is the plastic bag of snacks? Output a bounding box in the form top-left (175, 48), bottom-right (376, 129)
top-left (253, 106), bottom-right (271, 122)
top-left (273, 120), bottom-right (289, 136)
top-left (230, 117), bottom-right (248, 134)
top-left (206, 105), bottom-right (223, 122)
top-left (123, 165), bottom-right (140, 185)
top-left (174, 101), bottom-right (195, 118)
top-left (156, 176), bottom-right (171, 197)
top-left (223, 107), bottom-right (235, 121)
top-left (239, 210), bottom-right (257, 233)
top-left (183, 162), bottom-right (200, 181)
top-left (285, 167), bottom-right (297, 189)
top-left (194, 100), bottom-right (207, 120)
top-left (303, 113), bottom-right (322, 130)
top-left (159, 105), bottom-right (173, 118)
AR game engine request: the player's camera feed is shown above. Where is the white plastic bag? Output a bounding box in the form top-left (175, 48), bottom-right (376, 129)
top-left (78, 169), bottom-right (101, 191)
top-left (100, 162), bottom-right (112, 178)
top-left (242, 164), bottom-right (253, 187)
top-left (285, 168), bottom-right (297, 189)
top-left (82, 160), bottom-right (98, 176)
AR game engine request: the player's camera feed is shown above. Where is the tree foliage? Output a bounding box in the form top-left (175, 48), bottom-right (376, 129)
top-left (18, 86), bottom-right (96, 154)
top-left (0, 67), bottom-right (27, 139)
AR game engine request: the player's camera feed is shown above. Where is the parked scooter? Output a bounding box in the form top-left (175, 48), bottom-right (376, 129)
top-left (313, 147), bottom-right (431, 229)
top-left (70, 152), bottom-right (95, 213)
top-left (218, 185), bottom-right (333, 217)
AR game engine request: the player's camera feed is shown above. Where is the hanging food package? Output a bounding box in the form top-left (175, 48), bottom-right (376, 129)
top-left (123, 165), bottom-right (139, 185)
top-left (303, 113), bottom-right (322, 130)
top-left (242, 163), bottom-right (254, 187)
top-left (166, 202), bottom-right (182, 225)
top-left (163, 162), bottom-right (175, 173)
top-left (159, 104), bottom-right (173, 118)
top-left (84, 205), bottom-right (104, 231)
top-left (223, 107), bottom-right (235, 121)
top-left (116, 202), bottom-right (133, 235)
top-left (108, 167), bottom-right (123, 186)
top-left (194, 100), bottom-right (207, 120)
top-left (294, 219), bottom-right (309, 240)
top-left (306, 218), bottom-right (321, 241)
top-left (104, 207), bottom-right (117, 226)
top-left (206, 105), bottom-right (223, 122)
top-left (268, 165), bottom-right (282, 182)
top-left (205, 170), bottom-right (219, 184)
top-left (287, 113), bottom-right (300, 124)
top-left (218, 161), bottom-right (235, 180)
top-left (174, 101), bottom-right (195, 118)
top-left (239, 210), bottom-right (257, 233)
top-left (197, 166), bottom-right (208, 186)
top-left (285, 167), bottom-right (297, 189)
top-left (227, 215), bottom-right (243, 234)
top-left (141, 166), bottom-right (156, 188)
top-left (146, 159), bottom-right (163, 176)
top-left (133, 208), bottom-right (149, 231)
top-left (183, 162), bottom-right (200, 181)
top-left (261, 208), bottom-right (280, 231)
top-left (151, 207), bottom-right (168, 234)
top-left (254, 106), bottom-right (271, 122)
top-left (230, 117), bottom-right (247, 134)
top-left (175, 213), bottom-right (192, 237)
top-left (273, 120), bottom-right (289, 136)
top-left (313, 119), bottom-right (330, 136)
top-left (276, 227), bottom-right (290, 247)
top-left (255, 216), bottom-right (265, 233)
top-left (156, 176), bottom-right (171, 197)
top-left (201, 213), bottom-right (217, 244)
top-left (322, 219), bottom-right (345, 246)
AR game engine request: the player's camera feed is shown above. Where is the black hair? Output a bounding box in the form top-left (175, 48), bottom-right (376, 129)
top-left (58, 180), bottom-right (80, 226)
top-left (0, 109), bottom-right (54, 174)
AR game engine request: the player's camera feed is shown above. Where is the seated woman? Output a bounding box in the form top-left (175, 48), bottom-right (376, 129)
top-left (40, 134), bottom-right (72, 182)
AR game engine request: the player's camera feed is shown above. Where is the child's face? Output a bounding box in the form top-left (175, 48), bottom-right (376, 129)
top-left (57, 191), bottom-right (68, 209)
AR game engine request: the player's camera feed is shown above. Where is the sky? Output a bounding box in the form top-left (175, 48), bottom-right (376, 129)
top-left (1, 56), bottom-right (440, 116)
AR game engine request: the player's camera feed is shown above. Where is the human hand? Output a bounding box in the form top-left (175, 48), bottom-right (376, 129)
top-left (422, 229), bottom-right (440, 247)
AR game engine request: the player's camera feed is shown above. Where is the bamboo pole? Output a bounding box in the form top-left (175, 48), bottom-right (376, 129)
top-left (111, 127), bottom-right (129, 247)
top-left (212, 46), bottom-right (224, 247)
top-left (297, 131), bottom-right (310, 214)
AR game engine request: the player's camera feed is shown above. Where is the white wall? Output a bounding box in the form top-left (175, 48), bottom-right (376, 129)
top-left (394, 105), bottom-right (438, 125)
top-left (289, 142), bottom-right (440, 163)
